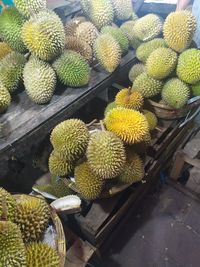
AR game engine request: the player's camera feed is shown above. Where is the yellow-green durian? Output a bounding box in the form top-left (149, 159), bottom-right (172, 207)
top-left (0, 42), bottom-right (12, 60)
top-left (104, 107), bottom-right (149, 144)
top-left (75, 21), bottom-right (99, 48)
top-left (177, 49), bottom-right (200, 84)
top-left (142, 110), bottom-right (158, 131)
top-left (51, 176), bottom-right (74, 198)
top-left (94, 33), bottom-right (121, 73)
top-left (0, 51), bottom-right (26, 93)
top-left (87, 131), bottom-right (126, 179)
top-left (14, 194), bottom-right (50, 243)
top-left (192, 81), bottom-right (200, 96)
top-left (23, 57), bottom-right (56, 104)
top-left (0, 221), bottom-right (26, 267)
top-left (0, 187), bottom-right (16, 221)
top-left (111, 0), bottom-right (133, 20)
top-left (163, 10), bottom-right (196, 52)
top-left (75, 161), bottom-right (104, 199)
top-left (22, 10), bottom-right (65, 61)
top-left (132, 72), bottom-right (163, 98)
top-left (0, 83), bottom-right (11, 113)
top-left (104, 101), bottom-right (117, 116)
top-left (26, 242), bottom-right (60, 267)
top-left (136, 38), bottom-right (166, 63)
top-left (129, 63), bottom-right (146, 82)
top-left (120, 21), bottom-right (142, 49)
top-left (14, 0), bottom-right (47, 18)
top-left (115, 88), bottom-right (144, 110)
top-left (146, 47), bottom-right (178, 79)
top-left (133, 14), bottom-right (163, 42)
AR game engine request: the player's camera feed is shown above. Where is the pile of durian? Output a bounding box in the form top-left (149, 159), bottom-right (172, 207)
top-left (0, 0), bottom-right (139, 114)
top-left (0, 187), bottom-right (61, 267)
top-left (47, 91), bottom-right (158, 200)
top-left (128, 10), bottom-right (200, 109)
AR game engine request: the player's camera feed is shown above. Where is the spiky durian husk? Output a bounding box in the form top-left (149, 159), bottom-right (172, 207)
top-left (0, 188), bottom-right (16, 221)
top-left (52, 50), bottom-right (90, 87)
top-left (14, 0), bottom-right (47, 18)
top-left (111, 0), bottom-right (133, 20)
top-left (50, 119), bottom-right (89, 162)
top-left (0, 221), bottom-right (26, 267)
top-left (163, 11), bottom-right (196, 52)
top-left (0, 42), bottom-right (12, 60)
top-left (34, 184), bottom-right (56, 196)
top-left (0, 83), bottom-right (11, 113)
top-left (65, 36), bottom-right (93, 63)
top-left (65, 17), bottom-right (86, 36)
top-left (132, 72), bottom-right (163, 98)
top-left (14, 195), bottom-right (50, 243)
top-left (192, 81), bottom-right (200, 96)
top-left (177, 49), bottom-right (200, 84)
top-left (94, 33), bottom-right (121, 73)
top-left (118, 152), bottom-right (144, 184)
top-left (23, 57), bottom-right (56, 104)
top-left (75, 161), bottom-right (104, 199)
top-left (136, 38), bottom-right (166, 63)
top-left (161, 78), bottom-right (190, 109)
top-left (75, 22), bottom-right (99, 48)
top-left (26, 242), bottom-right (60, 267)
top-left (104, 101), bottom-right (117, 116)
top-left (128, 63), bottom-right (146, 82)
top-left (51, 176), bottom-right (74, 198)
top-left (0, 51), bottom-right (26, 93)
top-left (80, 0), bottom-right (90, 16)
top-left (120, 21), bottom-right (142, 49)
top-left (115, 88), bottom-right (144, 110)
top-left (48, 151), bottom-right (74, 177)
top-left (0, 7), bottom-right (27, 53)
top-left (87, 0), bottom-right (114, 30)
top-left (101, 26), bottom-right (129, 55)
top-left (146, 47), bottom-right (178, 80)
top-left (104, 107), bottom-right (149, 144)
top-left (142, 110), bottom-right (158, 131)
top-left (87, 131), bottom-right (126, 179)
top-left (22, 10), bottom-right (65, 61)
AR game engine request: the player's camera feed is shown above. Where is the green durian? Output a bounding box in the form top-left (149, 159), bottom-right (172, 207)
top-left (120, 21), bottom-right (142, 49)
top-left (192, 81), bottom-right (200, 96)
top-left (104, 101), bottom-right (117, 116)
top-left (14, 0), bottom-right (47, 18)
top-left (129, 63), bottom-right (146, 82)
top-left (0, 187), bottom-right (16, 221)
top-left (111, 0), bottom-right (133, 21)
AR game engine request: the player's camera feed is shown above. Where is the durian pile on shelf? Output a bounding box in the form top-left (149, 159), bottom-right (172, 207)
top-left (0, 187), bottom-right (61, 267)
top-left (0, 0), bottom-right (141, 114)
top-left (128, 10), bottom-right (200, 110)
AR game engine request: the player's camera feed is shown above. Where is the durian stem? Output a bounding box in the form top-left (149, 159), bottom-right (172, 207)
top-left (128, 86), bottom-right (132, 96)
top-left (100, 120), bottom-right (106, 131)
top-left (86, 119), bottom-right (98, 127)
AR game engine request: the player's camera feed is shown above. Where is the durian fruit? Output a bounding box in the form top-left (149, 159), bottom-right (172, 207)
top-left (146, 47), bottom-right (178, 80)
top-left (111, 0), bottom-right (133, 21)
top-left (177, 49), bottom-right (200, 84)
top-left (65, 17), bottom-right (86, 36)
top-left (115, 88), bottom-right (143, 110)
top-left (75, 21), bottom-right (99, 48)
top-left (120, 21), bottom-right (142, 49)
top-left (129, 63), bottom-right (146, 82)
top-left (65, 36), bottom-right (93, 63)
top-left (132, 72), bottom-right (163, 98)
top-left (133, 14), bottom-right (163, 42)
top-left (80, 0), bottom-right (90, 16)
top-left (163, 11), bottom-right (196, 52)
top-left (87, 131), bottom-right (126, 179)
top-left (118, 152), bottom-right (144, 184)
top-left (161, 78), bottom-right (190, 109)
top-left (0, 42), bottom-right (12, 60)
top-left (22, 10), bottom-right (65, 61)
top-left (0, 83), bottom-right (11, 113)
top-left (51, 176), bottom-right (74, 198)
top-left (104, 101), bottom-right (117, 116)
top-left (104, 107), bottom-right (149, 144)
top-left (0, 51), bottom-right (26, 93)
top-left (48, 151), bottom-right (73, 177)
top-left (87, 0), bottom-right (114, 30)
top-left (101, 26), bottom-right (129, 55)
top-left (14, 0), bottom-right (47, 18)
top-left (94, 33), bottom-right (121, 73)
top-left (192, 81), bottom-right (200, 96)
top-left (50, 119), bottom-right (89, 162)
top-left (0, 187), bottom-right (16, 221)
top-left (136, 38), bottom-right (166, 63)
top-left (34, 184), bottom-right (56, 196)
top-left (23, 57), bottom-right (56, 104)
top-left (53, 50), bottom-right (90, 87)
top-left (26, 242), bottom-right (60, 267)
top-left (14, 195), bottom-right (50, 243)
top-left (0, 221), bottom-right (26, 267)
top-left (75, 161), bottom-right (104, 199)
top-left (142, 110), bottom-right (158, 131)
top-left (0, 7), bottom-right (27, 53)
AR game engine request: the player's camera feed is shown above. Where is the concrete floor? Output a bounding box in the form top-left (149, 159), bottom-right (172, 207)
top-left (99, 182), bottom-right (200, 267)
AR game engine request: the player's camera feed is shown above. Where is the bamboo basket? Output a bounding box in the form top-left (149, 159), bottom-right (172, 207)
top-left (14, 194), bottom-right (66, 267)
top-left (145, 96), bottom-right (200, 120)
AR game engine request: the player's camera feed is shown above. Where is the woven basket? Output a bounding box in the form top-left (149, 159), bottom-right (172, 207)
top-left (14, 194), bottom-right (66, 267)
top-left (145, 96), bottom-right (200, 120)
